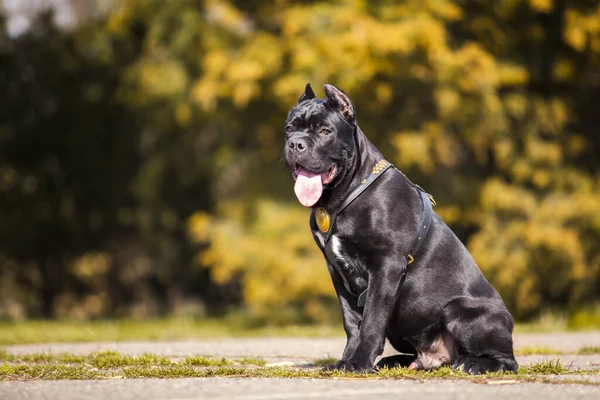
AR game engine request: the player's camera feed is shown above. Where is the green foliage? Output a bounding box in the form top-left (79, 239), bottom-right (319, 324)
top-left (0, 0), bottom-right (599, 322)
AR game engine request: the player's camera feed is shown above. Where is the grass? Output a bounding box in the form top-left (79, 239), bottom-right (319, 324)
top-left (88, 351), bottom-right (172, 368)
top-left (514, 345), bottom-right (600, 356)
top-left (182, 356), bottom-right (232, 367)
top-left (0, 317), bottom-right (344, 345)
top-left (236, 357), bottom-right (267, 366)
top-left (2, 314), bottom-right (600, 345)
top-left (0, 349), bottom-right (87, 364)
top-left (517, 359), bottom-right (568, 374)
top-left (0, 317), bottom-right (597, 384)
top-left (313, 357), bottom-right (338, 367)
top-left (515, 346), bottom-right (566, 356)
top-left (0, 349), bottom-right (266, 368)
top-left (578, 346), bottom-right (600, 355)
top-left (0, 364), bottom-right (108, 380)
top-left (1, 352), bottom-right (598, 383)
top-left (2, 346), bottom-right (597, 366)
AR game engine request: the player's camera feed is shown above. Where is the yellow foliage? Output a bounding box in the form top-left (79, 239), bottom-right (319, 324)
top-left (204, 0), bottom-right (251, 35)
top-left (139, 59), bottom-right (188, 98)
top-left (71, 253), bottom-right (112, 284)
top-left (526, 138), bottom-right (562, 166)
top-left (480, 179), bottom-right (536, 216)
top-left (529, 0), bottom-right (553, 13)
top-left (434, 88), bottom-right (460, 118)
top-left (111, 0), bottom-right (600, 321)
top-left (106, 3), bottom-right (133, 37)
top-left (188, 212), bottom-right (212, 242)
top-left (471, 174), bottom-right (600, 317)
top-left (189, 200), bottom-right (336, 323)
top-left (392, 131), bottom-right (435, 173)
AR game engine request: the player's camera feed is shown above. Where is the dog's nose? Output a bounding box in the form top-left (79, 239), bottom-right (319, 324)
top-left (288, 138), bottom-right (308, 153)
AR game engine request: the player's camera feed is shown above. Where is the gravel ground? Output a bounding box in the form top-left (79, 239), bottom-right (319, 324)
top-left (7, 331), bottom-right (600, 358)
top-left (2, 377), bottom-right (599, 400)
top-left (2, 331), bottom-right (600, 400)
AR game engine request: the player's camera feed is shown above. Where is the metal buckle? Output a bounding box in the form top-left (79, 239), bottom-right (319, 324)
top-left (407, 254), bottom-right (414, 265)
top-left (428, 194), bottom-right (437, 206)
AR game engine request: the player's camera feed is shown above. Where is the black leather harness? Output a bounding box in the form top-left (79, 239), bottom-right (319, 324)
top-left (310, 160), bottom-right (436, 307)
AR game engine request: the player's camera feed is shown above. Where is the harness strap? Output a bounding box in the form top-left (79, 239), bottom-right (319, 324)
top-left (337, 161), bottom-right (395, 217)
top-left (356, 185), bottom-right (434, 307)
top-left (311, 160), bottom-right (435, 308)
top-left (320, 160), bottom-right (394, 243)
top-left (409, 187), bottom-right (435, 265)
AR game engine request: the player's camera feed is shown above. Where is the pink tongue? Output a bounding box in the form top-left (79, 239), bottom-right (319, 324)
top-left (294, 168), bottom-right (323, 207)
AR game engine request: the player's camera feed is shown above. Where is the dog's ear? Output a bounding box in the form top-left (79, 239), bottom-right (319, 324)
top-left (297, 83), bottom-right (316, 104)
top-left (323, 84), bottom-right (355, 124)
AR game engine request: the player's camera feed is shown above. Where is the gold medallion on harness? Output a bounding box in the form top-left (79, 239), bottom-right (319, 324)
top-left (315, 207), bottom-right (331, 233)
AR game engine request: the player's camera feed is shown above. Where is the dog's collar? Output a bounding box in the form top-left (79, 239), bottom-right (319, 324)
top-left (311, 160), bottom-right (436, 307)
top-left (313, 160), bottom-right (394, 240)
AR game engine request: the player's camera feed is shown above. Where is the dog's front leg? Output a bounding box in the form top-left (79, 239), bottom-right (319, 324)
top-left (336, 258), bottom-right (407, 372)
top-left (322, 262), bottom-right (363, 371)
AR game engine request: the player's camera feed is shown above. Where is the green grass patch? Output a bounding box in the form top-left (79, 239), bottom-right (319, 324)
top-left (313, 357), bottom-right (338, 367)
top-left (0, 318), bottom-right (344, 345)
top-left (1, 361), bottom-right (596, 382)
top-left (0, 349), bottom-right (86, 364)
top-left (577, 346), bottom-right (600, 355)
top-left (0, 364), bottom-right (108, 380)
top-left (1, 351), bottom-right (598, 383)
top-left (182, 356), bottom-right (231, 367)
top-left (3, 316), bottom-right (599, 345)
top-left (517, 359), bottom-right (568, 375)
top-left (0, 349), bottom-right (266, 368)
top-left (88, 350), bottom-right (171, 368)
top-left (515, 346), bottom-right (565, 356)
top-left (0, 349), bottom-right (171, 367)
top-left (236, 357), bottom-right (266, 366)
top-left (514, 345), bottom-right (600, 356)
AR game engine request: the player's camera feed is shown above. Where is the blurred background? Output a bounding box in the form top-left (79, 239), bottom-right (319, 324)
top-left (1, 0), bottom-right (599, 329)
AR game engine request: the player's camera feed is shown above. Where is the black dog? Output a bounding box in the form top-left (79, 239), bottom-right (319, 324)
top-left (283, 83), bottom-right (518, 374)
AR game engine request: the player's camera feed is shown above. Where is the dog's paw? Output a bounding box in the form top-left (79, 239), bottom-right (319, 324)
top-left (322, 359), bottom-right (374, 373)
top-left (452, 355), bottom-right (515, 375)
top-left (320, 362), bottom-right (341, 372)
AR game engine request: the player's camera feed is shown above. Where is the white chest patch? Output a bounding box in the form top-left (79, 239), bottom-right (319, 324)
top-left (330, 235), bottom-right (349, 270)
top-left (314, 231), bottom-right (325, 248)
top-left (329, 235), bottom-right (355, 294)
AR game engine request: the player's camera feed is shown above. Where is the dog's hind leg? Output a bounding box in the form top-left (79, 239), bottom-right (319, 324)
top-left (442, 296), bottom-right (518, 374)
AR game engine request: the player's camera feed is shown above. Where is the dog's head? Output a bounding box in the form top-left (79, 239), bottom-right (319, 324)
top-left (284, 83), bottom-right (357, 207)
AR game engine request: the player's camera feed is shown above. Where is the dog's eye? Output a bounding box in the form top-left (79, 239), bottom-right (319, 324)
top-left (285, 125), bottom-right (294, 133)
top-left (320, 128), bottom-right (332, 135)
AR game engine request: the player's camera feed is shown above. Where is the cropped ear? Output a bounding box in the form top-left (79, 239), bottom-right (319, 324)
top-left (297, 83), bottom-right (316, 103)
top-left (323, 84), bottom-right (355, 124)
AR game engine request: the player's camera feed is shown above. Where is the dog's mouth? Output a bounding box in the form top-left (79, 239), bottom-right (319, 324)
top-left (292, 163), bottom-right (337, 184)
top-left (292, 163), bottom-right (337, 207)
